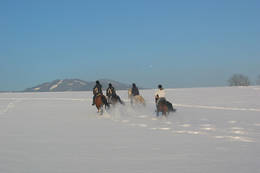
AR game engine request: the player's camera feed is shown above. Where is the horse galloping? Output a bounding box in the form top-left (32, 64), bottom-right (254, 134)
top-left (128, 89), bottom-right (145, 106)
top-left (95, 94), bottom-right (110, 115)
top-left (156, 98), bottom-right (176, 116)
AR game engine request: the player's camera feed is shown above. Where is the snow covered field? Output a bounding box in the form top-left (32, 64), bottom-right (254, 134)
top-left (0, 86), bottom-right (260, 173)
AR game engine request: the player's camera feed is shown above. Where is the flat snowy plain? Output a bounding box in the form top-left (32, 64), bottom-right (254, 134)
top-left (0, 86), bottom-right (260, 173)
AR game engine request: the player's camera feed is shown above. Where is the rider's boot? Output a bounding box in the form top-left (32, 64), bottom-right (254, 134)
top-left (156, 105), bottom-right (159, 116)
top-left (92, 96), bottom-right (95, 106)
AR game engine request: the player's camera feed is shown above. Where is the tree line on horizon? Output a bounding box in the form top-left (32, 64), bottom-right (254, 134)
top-left (228, 74), bottom-right (260, 86)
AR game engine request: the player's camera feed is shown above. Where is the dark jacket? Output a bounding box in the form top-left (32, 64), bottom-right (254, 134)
top-left (131, 86), bottom-right (139, 96)
top-left (106, 86), bottom-right (116, 97)
top-left (93, 83), bottom-right (103, 95)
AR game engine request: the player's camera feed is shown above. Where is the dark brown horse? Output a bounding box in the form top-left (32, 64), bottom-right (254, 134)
top-left (156, 98), bottom-right (176, 116)
top-left (95, 94), bottom-right (109, 115)
top-left (108, 95), bottom-right (125, 106)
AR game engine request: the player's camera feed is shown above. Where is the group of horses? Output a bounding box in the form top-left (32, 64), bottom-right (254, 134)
top-left (94, 89), bottom-right (176, 116)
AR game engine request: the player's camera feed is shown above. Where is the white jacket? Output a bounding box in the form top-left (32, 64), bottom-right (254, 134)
top-left (154, 89), bottom-right (166, 98)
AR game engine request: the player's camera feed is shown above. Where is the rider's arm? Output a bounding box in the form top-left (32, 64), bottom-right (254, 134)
top-left (154, 90), bottom-right (159, 97)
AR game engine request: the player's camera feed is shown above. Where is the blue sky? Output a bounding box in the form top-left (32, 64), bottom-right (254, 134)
top-left (0, 0), bottom-right (259, 91)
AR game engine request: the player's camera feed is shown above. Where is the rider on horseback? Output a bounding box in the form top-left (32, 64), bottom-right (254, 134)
top-left (106, 83), bottom-right (123, 104)
top-left (131, 83), bottom-right (139, 96)
top-left (155, 84), bottom-right (166, 107)
top-left (92, 80), bottom-right (103, 105)
top-left (106, 83), bottom-right (116, 99)
top-left (154, 84), bottom-right (175, 115)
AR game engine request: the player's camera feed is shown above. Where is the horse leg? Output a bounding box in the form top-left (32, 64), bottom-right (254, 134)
top-left (156, 104), bottom-right (160, 116)
top-left (162, 111), bottom-right (166, 116)
top-left (156, 111), bottom-right (159, 117)
top-left (100, 107), bottom-right (103, 115)
top-left (156, 106), bottom-right (160, 117)
top-left (117, 96), bottom-right (124, 105)
top-left (165, 107), bottom-right (169, 116)
top-left (96, 105), bottom-right (99, 113)
top-left (139, 96), bottom-right (145, 106)
top-left (130, 97), bottom-right (133, 105)
top-left (161, 106), bottom-right (167, 116)
top-left (165, 106), bottom-right (169, 116)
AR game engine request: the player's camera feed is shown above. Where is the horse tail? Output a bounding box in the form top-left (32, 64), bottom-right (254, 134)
top-left (166, 101), bottom-right (175, 112)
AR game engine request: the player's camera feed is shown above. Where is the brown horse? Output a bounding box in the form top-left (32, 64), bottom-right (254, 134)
top-left (156, 98), bottom-right (176, 116)
top-left (95, 94), bottom-right (109, 115)
top-left (128, 89), bottom-right (145, 106)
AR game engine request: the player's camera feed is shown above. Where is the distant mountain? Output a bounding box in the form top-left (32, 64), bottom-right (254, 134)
top-left (24, 79), bottom-right (132, 92)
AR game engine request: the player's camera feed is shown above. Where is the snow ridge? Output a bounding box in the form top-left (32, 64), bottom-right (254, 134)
top-left (50, 80), bottom-right (63, 90)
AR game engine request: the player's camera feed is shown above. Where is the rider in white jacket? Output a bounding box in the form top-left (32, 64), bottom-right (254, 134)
top-left (154, 84), bottom-right (166, 104)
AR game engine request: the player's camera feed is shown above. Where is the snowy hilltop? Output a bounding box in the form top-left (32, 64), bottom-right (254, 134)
top-left (23, 79), bottom-right (131, 92)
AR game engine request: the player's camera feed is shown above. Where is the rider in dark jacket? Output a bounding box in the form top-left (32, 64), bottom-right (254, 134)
top-left (106, 83), bottom-right (116, 98)
top-left (92, 80), bottom-right (103, 105)
top-left (106, 83), bottom-right (123, 104)
top-left (131, 83), bottom-right (139, 96)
